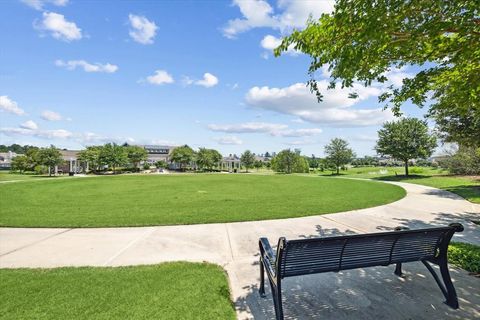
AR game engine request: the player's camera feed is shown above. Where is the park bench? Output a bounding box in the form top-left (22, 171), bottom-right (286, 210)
top-left (259, 223), bottom-right (464, 320)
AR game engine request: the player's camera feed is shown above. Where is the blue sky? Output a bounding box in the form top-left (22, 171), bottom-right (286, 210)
top-left (0, 0), bottom-right (428, 157)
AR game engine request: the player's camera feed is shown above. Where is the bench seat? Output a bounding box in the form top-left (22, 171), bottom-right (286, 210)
top-left (259, 223), bottom-right (464, 320)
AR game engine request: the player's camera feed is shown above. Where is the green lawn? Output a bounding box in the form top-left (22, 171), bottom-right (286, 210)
top-left (0, 171), bottom-right (49, 182)
top-left (319, 166), bottom-right (480, 204)
top-left (0, 174), bottom-right (405, 227)
top-left (0, 262), bottom-right (235, 320)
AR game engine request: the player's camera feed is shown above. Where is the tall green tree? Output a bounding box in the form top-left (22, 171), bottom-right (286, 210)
top-left (37, 145), bottom-right (63, 176)
top-left (254, 160), bottom-right (263, 171)
top-left (78, 146), bottom-right (102, 173)
top-left (10, 155), bottom-right (29, 173)
top-left (275, 1), bottom-right (479, 147)
top-left (196, 148), bottom-right (222, 171)
top-left (324, 138), bottom-right (355, 175)
top-left (240, 150), bottom-right (255, 173)
top-left (271, 149), bottom-right (308, 174)
top-left (99, 143), bottom-right (127, 174)
top-left (170, 145), bottom-right (195, 170)
top-left (125, 145), bottom-right (148, 171)
top-left (375, 118), bottom-right (437, 176)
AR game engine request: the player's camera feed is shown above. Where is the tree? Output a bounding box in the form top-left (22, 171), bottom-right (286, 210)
top-left (240, 150), bottom-right (255, 173)
top-left (275, 1), bottom-right (480, 147)
top-left (125, 145), bottom-right (148, 172)
top-left (439, 146), bottom-right (480, 175)
top-left (37, 145), bottom-right (63, 176)
top-left (170, 145), bottom-right (195, 170)
top-left (324, 138), bottom-right (355, 175)
top-left (375, 118), bottom-right (437, 176)
top-left (271, 149), bottom-right (308, 174)
top-left (78, 146), bottom-right (102, 173)
top-left (196, 148), bottom-right (222, 171)
top-left (307, 155), bottom-right (319, 169)
top-left (254, 160), bottom-right (263, 171)
top-left (10, 155), bottom-right (29, 173)
top-left (99, 143), bottom-right (127, 174)
top-left (154, 160), bottom-right (168, 169)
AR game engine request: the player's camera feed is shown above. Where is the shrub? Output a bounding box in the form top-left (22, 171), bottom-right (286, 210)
top-left (448, 242), bottom-right (480, 274)
top-left (440, 147), bottom-right (480, 175)
top-left (409, 167), bottom-right (424, 174)
top-left (143, 163), bottom-right (151, 170)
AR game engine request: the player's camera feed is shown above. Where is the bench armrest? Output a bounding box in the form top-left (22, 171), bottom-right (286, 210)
top-left (259, 237), bottom-right (277, 276)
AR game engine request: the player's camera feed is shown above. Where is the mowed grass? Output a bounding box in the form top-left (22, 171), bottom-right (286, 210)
top-left (319, 166), bottom-right (480, 204)
top-left (0, 262), bottom-right (235, 320)
top-left (0, 174), bottom-right (405, 227)
top-left (0, 171), bottom-right (48, 182)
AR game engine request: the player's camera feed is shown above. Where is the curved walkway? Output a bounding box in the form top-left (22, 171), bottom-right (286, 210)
top-left (1, 181), bottom-right (479, 319)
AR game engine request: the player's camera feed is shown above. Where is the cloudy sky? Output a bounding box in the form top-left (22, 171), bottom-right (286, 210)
top-left (0, 0), bottom-right (427, 157)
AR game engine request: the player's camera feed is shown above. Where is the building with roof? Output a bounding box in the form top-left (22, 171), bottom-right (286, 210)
top-left (0, 151), bottom-right (21, 170)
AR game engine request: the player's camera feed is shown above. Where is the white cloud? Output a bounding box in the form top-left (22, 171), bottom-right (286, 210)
top-left (208, 122), bottom-right (288, 134)
top-left (195, 73), bottom-right (219, 88)
top-left (0, 123), bottom-right (136, 146)
top-left (20, 120), bottom-right (38, 130)
top-left (246, 82), bottom-right (394, 126)
top-left (128, 14), bottom-right (158, 45)
top-left (291, 118), bottom-right (304, 123)
top-left (0, 96), bottom-right (26, 116)
top-left (260, 34), bottom-right (296, 56)
top-left (36, 12), bottom-right (82, 41)
top-left (146, 70), bottom-right (174, 85)
top-left (273, 128), bottom-right (322, 137)
top-left (22, 0), bottom-right (68, 10)
top-left (214, 136), bottom-right (243, 145)
top-left (276, 0), bottom-right (334, 30)
top-left (223, 0), bottom-right (278, 38)
top-left (208, 121), bottom-right (322, 138)
top-left (181, 76), bottom-right (194, 86)
top-left (0, 127), bottom-right (72, 139)
top-left (55, 60), bottom-right (118, 73)
top-left (223, 0), bottom-right (334, 38)
top-left (285, 139), bottom-right (317, 146)
top-left (382, 67), bottom-right (413, 88)
top-left (41, 110), bottom-right (63, 121)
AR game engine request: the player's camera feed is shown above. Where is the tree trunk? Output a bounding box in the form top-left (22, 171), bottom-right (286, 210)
top-left (113, 164), bottom-right (116, 175)
top-left (336, 165), bottom-right (339, 175)
top-left (404, 160), bottom-right (409, 176)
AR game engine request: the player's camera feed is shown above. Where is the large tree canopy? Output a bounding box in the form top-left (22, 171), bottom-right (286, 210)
top-left (275, 0), bottom-right (479, 147)
top-left (324, 138), bottom-right (355, 175)
top-left (375, 118), bottom-right (437, 176)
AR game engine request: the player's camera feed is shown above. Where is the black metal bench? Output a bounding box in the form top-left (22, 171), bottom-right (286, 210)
top-left (259, 223), bottom-right (464, 320)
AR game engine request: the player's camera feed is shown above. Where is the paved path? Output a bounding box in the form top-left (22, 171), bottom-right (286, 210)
top-left (1, 181), bottom-right (479, 319)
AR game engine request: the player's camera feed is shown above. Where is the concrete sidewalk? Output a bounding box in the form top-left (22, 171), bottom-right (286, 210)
top-left (1, 181), bottom-right (479, 319)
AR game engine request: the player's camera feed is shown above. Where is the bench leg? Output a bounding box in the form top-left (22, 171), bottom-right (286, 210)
top-left (394, 262), bottom-right (403, 276)
top-left (259, 257), bottom-right (266, 297)
top-left (422, 260), bottom-right (459, 309)
top-left (439, 260), bottom-right (459, 309)
top-left (271, 280), bottom-right (284, 320)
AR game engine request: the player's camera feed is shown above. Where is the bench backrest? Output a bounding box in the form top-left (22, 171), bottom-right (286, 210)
top-left (277, 224), bottom-right (462, 278)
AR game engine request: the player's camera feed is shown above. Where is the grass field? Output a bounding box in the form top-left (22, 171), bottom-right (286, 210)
top-left (319, 166), bottom-right (480, 203)
top-left (0, 262), bottom-right (235, 320)
top-left (0, 174), bottom-right (405, 227)
top-left (0, 171), bottom-right (48, 182)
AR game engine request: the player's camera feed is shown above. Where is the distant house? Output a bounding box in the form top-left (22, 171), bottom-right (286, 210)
top-left (142, 145), bottom-right (177, 165)
top-left (58, 150), bottom-right (87, 174)
top-left (221, 154), bottom-right (241, 172)
top-left (0, 151), bottom-right (22, 170)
